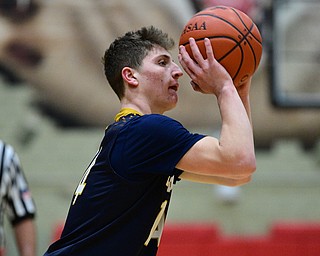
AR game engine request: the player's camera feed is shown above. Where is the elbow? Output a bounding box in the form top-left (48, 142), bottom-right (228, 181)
top-left (227, 156), bottom-right (256, 186)
top-left (243, 154), bottom-right (256, 175)
top-left (240, 151), bottom-right (256, 176)
top-left (227, 175), bottom-right (253, 187)
top-left (228, 150), bottom-right (256, 178)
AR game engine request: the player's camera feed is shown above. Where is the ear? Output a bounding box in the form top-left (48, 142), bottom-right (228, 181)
top-left (122, 67), bottom-right (138, 87)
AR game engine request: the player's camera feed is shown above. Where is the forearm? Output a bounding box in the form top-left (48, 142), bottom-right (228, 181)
top-left (237, 78), bottom-right (253, 127)
top-left (178, 37), bottom-right (256, 178)
top-left (218, 86), bottom-right (255, 165)
top-left (180, 171), bottom-right (251, 186)
top-left (176, 88), bottom-right (256, 178)
top-left (14, 219), bottom-right (37, 256)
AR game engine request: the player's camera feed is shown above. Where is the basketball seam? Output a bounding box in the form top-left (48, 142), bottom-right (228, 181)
top-left (182, 37), bottom-right (244, 81)
top-left (196, 6), bottom-right (262, 44)
top-left (230, 8), bottom-right (262, 72)
top-left (181, 36), bottom-right (244, 62)
top-left (180, 6), bottom-right (263, 85)
top-left (193, 9), bottom-right (261, 72)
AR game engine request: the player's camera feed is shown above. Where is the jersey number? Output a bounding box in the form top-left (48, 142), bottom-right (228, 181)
top-left (72, 148), bottom-right (101, 205)
top-left (144, 200), bottom-right (167, 246)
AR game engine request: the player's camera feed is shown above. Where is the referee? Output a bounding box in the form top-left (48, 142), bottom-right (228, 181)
top-left (0, 140), bottom-right (36, 256)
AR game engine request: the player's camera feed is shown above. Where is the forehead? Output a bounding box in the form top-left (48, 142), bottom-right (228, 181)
top-left (144, 45), bottom-right (172, 61)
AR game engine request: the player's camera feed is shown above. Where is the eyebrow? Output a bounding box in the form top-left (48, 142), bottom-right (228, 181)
top-left (155, 54), bottom-right (171, 62)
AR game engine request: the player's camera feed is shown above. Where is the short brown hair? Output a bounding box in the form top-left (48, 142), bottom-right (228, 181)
top-left (102, 26), bottom-right (175, 99)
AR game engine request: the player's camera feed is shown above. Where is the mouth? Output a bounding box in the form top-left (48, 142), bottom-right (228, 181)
top-left (169, 83), bottom-right (179, 92)
top-left (4, 41), bottom-right (43, 67)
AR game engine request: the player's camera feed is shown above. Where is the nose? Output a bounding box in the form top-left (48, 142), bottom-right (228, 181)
top-left (172, 62), bottom-right (183, 79)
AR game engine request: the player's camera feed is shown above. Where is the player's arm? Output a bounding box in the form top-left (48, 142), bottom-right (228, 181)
top-left (237, 77), bottom-right (253, 127)
top-left (176, 135), bottom-right (255, 180)
top-left (7, 145), bottom-right (37, 256)
top-left (14, 218), bottom-right (37, 256)
top-left (178, 78), bottom-right (255, 185)
top-left (179, 171), bottom-right (251, 186)
top-left (177, 38), bottom-right (256, 181)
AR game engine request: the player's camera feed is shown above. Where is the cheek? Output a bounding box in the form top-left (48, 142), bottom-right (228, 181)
top-left (145, 72), bottom-right (165, 88)
top-left (147, 72), bottom-right (162, 82)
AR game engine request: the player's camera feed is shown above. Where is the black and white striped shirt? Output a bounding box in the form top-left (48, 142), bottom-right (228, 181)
top-left (0, 140), bottom-right (36, 248)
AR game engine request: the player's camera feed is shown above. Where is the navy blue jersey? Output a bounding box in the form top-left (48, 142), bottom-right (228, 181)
top-left (44, 114), bottom-right (204, 256)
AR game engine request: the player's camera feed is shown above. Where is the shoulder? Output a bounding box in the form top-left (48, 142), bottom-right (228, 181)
top-left (136, 114), bottom-right (178, 123)
top-left (120, 114), bottom-right (204, 148)
top-left (119, 114), bottom-right (193, 143)
top-left (131, 114), bottom-right (184, 133)
top-left (0, 140), bottom-right (17, 165)
top-left (0, 139), bottom-right (7, 152)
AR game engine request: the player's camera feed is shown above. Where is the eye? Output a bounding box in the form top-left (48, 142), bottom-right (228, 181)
top-left (158, 59), bottom-right (168, 66)
top-left (0, 0), bottom-right (39, 23)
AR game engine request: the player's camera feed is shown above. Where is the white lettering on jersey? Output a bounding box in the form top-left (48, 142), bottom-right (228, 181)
top-left (144, 200), bottom-right (167, 246)
top-left (166, 176), bottom-right (174, 192)
top-left (144, 175), bottom-right (175, 246)
top-left (72, 148), bottom-right (101, 205)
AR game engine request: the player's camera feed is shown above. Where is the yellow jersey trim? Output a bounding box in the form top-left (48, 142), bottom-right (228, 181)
top-left (114, 108), bottom-right (143, 122)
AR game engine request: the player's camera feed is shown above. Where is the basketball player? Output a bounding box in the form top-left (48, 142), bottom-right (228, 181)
top-left (0, 140), bottom-right (36, 256)
top-left (44, 26), bottom-right (255, 256)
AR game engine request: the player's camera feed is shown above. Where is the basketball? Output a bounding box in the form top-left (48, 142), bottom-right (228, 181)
top-left (179, 6), bottom-right (263, 87)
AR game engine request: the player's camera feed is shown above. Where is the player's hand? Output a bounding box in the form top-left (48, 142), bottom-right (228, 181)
top-left (178, 37), bottom-right (233, 96)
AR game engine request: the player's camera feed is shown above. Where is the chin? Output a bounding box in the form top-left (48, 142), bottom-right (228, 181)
top-left (166, 101), bottom-right (178, 113)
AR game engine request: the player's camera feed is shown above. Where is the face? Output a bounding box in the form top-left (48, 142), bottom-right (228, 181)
top-left (135, 46), bottom-right (183, 114)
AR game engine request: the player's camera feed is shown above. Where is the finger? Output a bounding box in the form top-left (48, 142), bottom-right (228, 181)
top-left (191, 81), bottom-right (205, 93)
top-left (189, 37), bottom-right (205, 65)
top-left (204, 38), bottom-right (215, 64)
top-left (179, 45), bottom-right (197, 78)
top-left (191, 81), bottom-right (200, 92)
top-left (178, 51), bottom-right (190, 72)
top-left (179, 44), bottom-right (195, 66)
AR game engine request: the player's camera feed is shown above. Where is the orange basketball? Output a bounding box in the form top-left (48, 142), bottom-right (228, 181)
top-left (179, 6), bottom-right (263, 87)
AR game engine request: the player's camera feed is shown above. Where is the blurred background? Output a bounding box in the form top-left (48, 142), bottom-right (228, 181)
top-left (0, 0), bottom-right (319, 255)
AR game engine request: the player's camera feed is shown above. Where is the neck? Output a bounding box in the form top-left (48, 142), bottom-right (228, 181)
top-left (119, 99), bottom-right (165, 116)
top-left (120, 100), bottom-right (153, 115)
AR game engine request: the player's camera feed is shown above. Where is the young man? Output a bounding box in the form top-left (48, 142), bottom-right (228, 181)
top-left (44, 26), bottom-right (255, 256)
top-left (0, 140), bottom-right (37, 256)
